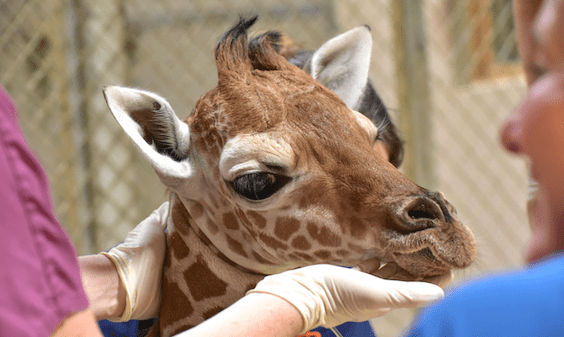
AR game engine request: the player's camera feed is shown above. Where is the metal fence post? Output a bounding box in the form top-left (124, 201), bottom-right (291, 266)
top-left (392, 0), bottom-right (436, 190)
top-left (68, 0), bottom-right (131, 253)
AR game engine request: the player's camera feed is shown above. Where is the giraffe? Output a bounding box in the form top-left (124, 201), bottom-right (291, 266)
top-left (280, 25), bottom-right (403, 168)
top-left (103, 16), bottom-right (477, 337)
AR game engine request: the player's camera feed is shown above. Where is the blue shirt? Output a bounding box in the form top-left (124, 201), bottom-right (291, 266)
top-left (405, 253), bottom-right (564, 336)
top-left (312, 321), bottom-right (376, 336)
top-left (100, 319), bottom-right (376, 336)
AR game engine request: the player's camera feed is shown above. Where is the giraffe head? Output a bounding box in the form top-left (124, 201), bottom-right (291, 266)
top-left (281, 25), bottom-right (403, 168)
top-left (103, 16), bottom-right (476, 281)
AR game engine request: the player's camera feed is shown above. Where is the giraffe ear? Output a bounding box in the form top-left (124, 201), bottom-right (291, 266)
top-left (103, 86), bottom-right (193, 179)
top-left (305, 25), bottom-right (372, 110)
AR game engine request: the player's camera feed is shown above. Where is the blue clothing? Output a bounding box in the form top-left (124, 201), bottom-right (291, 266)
top-left (99, 320), bottom-right (138, 336)
top-left (100, 320), bottom-right (376, 337)
top-left (405, 253), bottom-right (564, 336)
top-left (312, 321), bottom-right (376, 336)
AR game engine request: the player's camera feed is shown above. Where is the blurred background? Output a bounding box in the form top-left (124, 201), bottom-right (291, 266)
top-left (0, 0), bottom-right (528, 335)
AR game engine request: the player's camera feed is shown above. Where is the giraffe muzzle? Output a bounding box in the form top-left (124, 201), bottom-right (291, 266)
top-left (380, 191), bottom-right (476, 277)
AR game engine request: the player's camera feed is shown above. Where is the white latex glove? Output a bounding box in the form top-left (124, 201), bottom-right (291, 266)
top-left (247, 264), bottom-right (444, 334)
top-left (101, 201), bottom-right (170, 322)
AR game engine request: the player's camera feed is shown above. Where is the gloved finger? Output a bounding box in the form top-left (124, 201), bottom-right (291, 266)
top-left (330, 269), bottom-right (444, 309)
top-left (130, 202), bottom-right (169, 239)
top-left (422, 270), bottom-right (454, 289)
top-left (153, 201), bottom-right (170, 226)
top-left (147, 201), bottom-right (170, 230)
top-left (377, 279), bottom-right (445, 309)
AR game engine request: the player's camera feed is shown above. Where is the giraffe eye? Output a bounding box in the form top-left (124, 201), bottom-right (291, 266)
top-left (232, 172), bottom-right (291, 201)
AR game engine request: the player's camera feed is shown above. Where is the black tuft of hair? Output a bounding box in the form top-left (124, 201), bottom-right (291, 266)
top-left (249, 30), bottom-right (283, 54)
top-left (216, 15), bottom-right (258, 51)
top-left (359, 81), bottom-right (404, 167)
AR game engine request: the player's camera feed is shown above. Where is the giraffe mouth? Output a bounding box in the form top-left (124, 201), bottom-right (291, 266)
top-left (355, 253), bottom-right (453, 288)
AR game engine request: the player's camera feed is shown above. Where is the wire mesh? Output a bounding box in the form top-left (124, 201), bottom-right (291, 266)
top-left (0, 0), bottom-right (528, 335)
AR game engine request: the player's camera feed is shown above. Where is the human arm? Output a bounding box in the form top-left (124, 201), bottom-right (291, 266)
top-left (79, 254), bottom-right (125, 321)
top-left (175, 292), bottom-right (303, 337)
top-left (79, 201), bottom-right (169, 321)
top-left (51, 309), bottom-right (103, 337)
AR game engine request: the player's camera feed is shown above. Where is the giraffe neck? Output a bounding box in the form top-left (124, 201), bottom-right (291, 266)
top-left (147, 195), bottom-right (265, 337)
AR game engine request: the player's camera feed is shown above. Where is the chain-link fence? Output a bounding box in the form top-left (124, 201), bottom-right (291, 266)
top-left (1, 0), bottom-right (528, 335)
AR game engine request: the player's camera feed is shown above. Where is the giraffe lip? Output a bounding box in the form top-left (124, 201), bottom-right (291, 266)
top-left (387, 225), bottom-right (477, 271)
top-left (357, 246), bottom-right (451, 281)
top-left (390, 247), bottom-right (453, 279)
top-left (383, 229), bottom-right (466, 269)
top-left (356, 258), bottom-right (424, 281)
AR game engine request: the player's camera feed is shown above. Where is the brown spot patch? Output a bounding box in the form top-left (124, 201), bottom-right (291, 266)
top-left (288, 252), bottom-right (315, 262)
top-left (164, 251), bottom-right (172, 269)
top-left (168, 232), bottom-right (190, 260)
top-left (226, 235), bottom-right (248, 258)
top-left (160, 280), bottom-right (194, 324)
top-left (306, 222), bottom-right (342, 247)
top-left (246, 211), bottom-right (267, 229)
top-left (223, 212), bottom-right (239, 230)
top-left (313, 250), bottom-right (332, 260)
top-left (335, 249), bottom-right (351, 258)
top-left (189, 202), bottom-right (204, 219)
top-left (274, 216), bottom-right (300, 241)
top-left (184, 255), bottom-right (228, 302)
top-left (259, 233), bottom-right (288, 250)
top-left (347, 242), bottom-right (364, 251)
top-left (172, 200), bottom-right (192, 236)
top-left (291, 235), bottom-right (312, 251)
top-left (207, 218), bottom-right (219, 235)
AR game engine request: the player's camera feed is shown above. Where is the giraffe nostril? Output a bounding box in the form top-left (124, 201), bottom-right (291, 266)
top-left (407, 209), bottom-right (435, 220)
top-left (392, 196), bottom-right (445, 233)
top-left (406, 198), bottom-right (443, 221)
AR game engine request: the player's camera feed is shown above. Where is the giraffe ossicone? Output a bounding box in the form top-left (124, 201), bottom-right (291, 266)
top-left (103, 16), bottom-right (476, 337)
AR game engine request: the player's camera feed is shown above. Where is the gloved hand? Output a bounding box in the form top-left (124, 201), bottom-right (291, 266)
top-left (247, 264), bottom-right (444, 334)
top-left (101, 201), bottom-right (170, 322)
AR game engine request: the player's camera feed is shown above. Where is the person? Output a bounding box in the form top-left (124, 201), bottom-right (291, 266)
top-left (513, 0), bottom-right (563, 263)
top-left (0, 81), bottom-right (447, 337)
top-left (16, 0), bottom-right (564, 333)
top-left (0, 84), bottom-right (99, 336)
top-left (21, 0), bottom-right (564, 334)
top-left (400, 0), bottom-right (564, 335)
